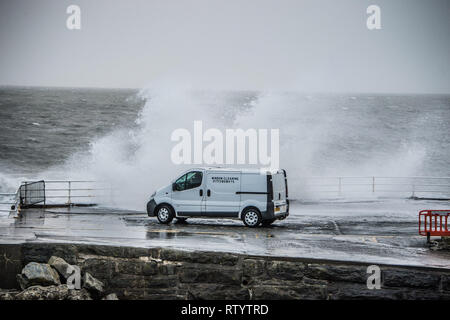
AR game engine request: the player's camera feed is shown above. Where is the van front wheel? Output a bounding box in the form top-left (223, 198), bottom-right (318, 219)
top-left (242, 208), bottom-right (262, 228)
top-left (156, 205), bottom-right (174, 224)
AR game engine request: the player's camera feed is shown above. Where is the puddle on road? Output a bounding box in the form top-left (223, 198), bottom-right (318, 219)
top-left (145, 227), bottom-right (277, 241)
top-left (145, 229), bottom-right (241, 240)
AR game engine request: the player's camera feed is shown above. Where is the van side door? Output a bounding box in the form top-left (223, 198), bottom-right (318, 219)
top-left (203, 172), bottom-right (241, 217)
top-left (171, 171), bottom-right (204, 217)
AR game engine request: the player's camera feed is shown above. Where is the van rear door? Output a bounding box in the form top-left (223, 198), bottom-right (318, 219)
top-left (271, 170), bottom-right (288, 215)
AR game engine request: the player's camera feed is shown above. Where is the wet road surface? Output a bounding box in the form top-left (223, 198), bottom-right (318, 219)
top-left (0, 199), bottom-right (449, 268)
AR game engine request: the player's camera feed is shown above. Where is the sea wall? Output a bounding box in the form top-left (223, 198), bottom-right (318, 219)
top-left (1, 243), bottom-right (449, 300)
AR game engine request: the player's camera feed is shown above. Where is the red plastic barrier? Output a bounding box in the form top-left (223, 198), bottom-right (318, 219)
top-left (419, 210), bottom-right (450, 237)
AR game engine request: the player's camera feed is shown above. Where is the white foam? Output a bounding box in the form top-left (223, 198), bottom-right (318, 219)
top-left (38, 87), bottom-right (430, 210)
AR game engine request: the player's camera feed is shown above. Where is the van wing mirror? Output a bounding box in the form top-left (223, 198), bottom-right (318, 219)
top-left (172, 183), bottom-right (176, 191)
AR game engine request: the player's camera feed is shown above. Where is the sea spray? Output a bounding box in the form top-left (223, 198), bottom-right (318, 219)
top-left (58, 85), bottom-right (227, 209)
top-left (41, 88), bottom-right (431, 209)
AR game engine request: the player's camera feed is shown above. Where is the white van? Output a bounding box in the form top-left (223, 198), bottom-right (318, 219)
top-left (146, 167), bottom-right (289, 227)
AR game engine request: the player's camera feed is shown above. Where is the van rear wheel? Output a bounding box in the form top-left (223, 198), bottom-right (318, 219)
top-left (156, 205), bottom-right (174, 224)
top-left (242, 208), bottom-right (262, 228)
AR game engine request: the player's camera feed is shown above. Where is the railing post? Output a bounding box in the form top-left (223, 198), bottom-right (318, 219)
top-left (372, 177), bottom-right (375, 193)
top-left (43, 181), bottom-right (46, 207)
top-left (68, 181), bottom-right (71, 206)
top-left (24, 182), bottom-right (27, 205)
top-left (338, 177), bottom-right (342, 196)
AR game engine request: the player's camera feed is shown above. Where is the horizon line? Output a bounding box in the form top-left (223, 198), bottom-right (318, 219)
top-left (0, 84), bottom-right (449, 96)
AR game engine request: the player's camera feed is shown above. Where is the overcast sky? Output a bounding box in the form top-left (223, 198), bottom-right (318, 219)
top-left (0, 0), bottom-right (449, 93)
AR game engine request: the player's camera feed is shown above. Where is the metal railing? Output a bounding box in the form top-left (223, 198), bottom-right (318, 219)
top-left (22, 180), bottom-right (112, 205)
top-left (1, 176), bottom-right (449, 218)
top-left (1, 181), bottom-right (47, 217)
top-left (300, 176), bottom-right (450, 199)
top-left (20, 180), bottom-right (45, 206)
top-left (0, 180), bottom-right (112, 217)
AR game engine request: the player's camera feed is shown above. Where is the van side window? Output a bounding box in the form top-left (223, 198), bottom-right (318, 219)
top-left (174, 171), bottom-right (202, 191)
top-left (185, 171), bottom-right (202, 189)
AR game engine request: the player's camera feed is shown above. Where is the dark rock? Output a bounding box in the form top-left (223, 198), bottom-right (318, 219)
top-left (143, 275), bottom-right (178, 289)
top-left (250, 276), bottom-right (327, 300)
top-left (15, 285), bottom-right (69, 300)
top-left (305, 263), bottom-right (367, 283)
top-left (430, 237), bottom-right (450, 251)
top-left (401, 288), bottom-right (450, 300)
top-left (22, 243), bottom-right (78, 265)
top-left (266, 260), bottom-right (306, 281)
top-left (2, 283), bottom-right (91, 300)
top-left (120, 288), bottom-right (184, 300)
top-left (158, 263), bottom-right (177, 275)
top-left (48, 256), bottom-right (74, 280)
top-left (67, 288), bottom-right (92, 300)
top-left (16, 274), bottom-right (27, 290)
top-left (141, 260), bottom-right (159, 275)
top-left (242, 258), bottom-right (266, 277)
top-left (83, 272), bottom-right (104, 296)
top-left (115, 259), bottom-right (158, 276)
top-left (108, 274), bottom-right (144, 289)
top-left (291, 280), bottom-right (328, 300)
top-left (160, 248), bottom-right (239, 266)
top-left (383, 268), bottom-right (441, 289)
top-left (78, 256), bottom-right (115, 279)
top-left (178, 265), bottom-right (241, 285)
top-left (0, 289), bottom-right (20, 300)
top-left (250, 285), bottom-right (301, 300)
top-left (0, 244), bottom-right (23, 289)
top-left (327, 282), bottom-right (405, 300)
top-left (80, 245), bottom-right (148, 259)
top-left (102, 293), bottom-right (119, 300)
top-left (17, 262), bottom-right (61, 289)
top-left (185, 284), bottom-right (249, 300)
top-left (442, 275), bottom-right (450, 292)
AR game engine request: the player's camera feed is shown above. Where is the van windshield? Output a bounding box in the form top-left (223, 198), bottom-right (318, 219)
top-left (174, 174), bottom-right (187, 191)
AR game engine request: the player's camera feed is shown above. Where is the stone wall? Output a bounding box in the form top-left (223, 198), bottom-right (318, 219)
top-left (1, 243), bottom-right (449, 300)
